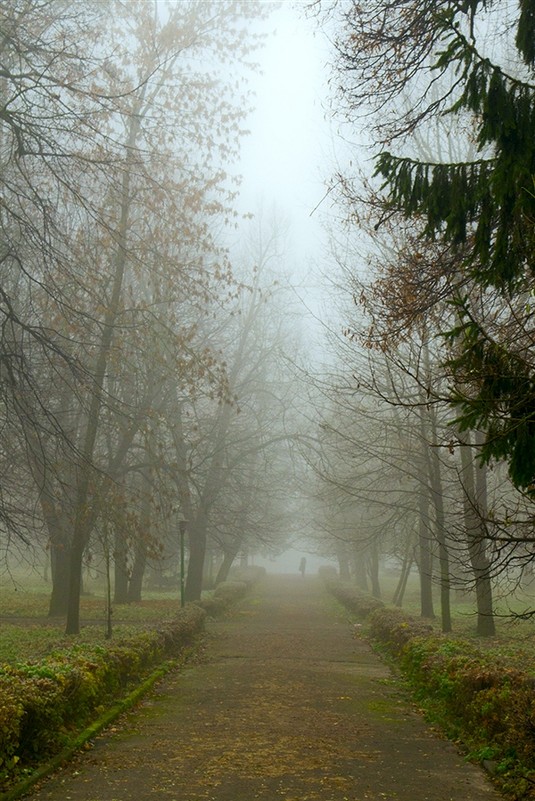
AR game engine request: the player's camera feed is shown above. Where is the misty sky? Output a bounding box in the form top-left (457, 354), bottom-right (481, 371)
top-left (237, 3), bottom-right (332, 261)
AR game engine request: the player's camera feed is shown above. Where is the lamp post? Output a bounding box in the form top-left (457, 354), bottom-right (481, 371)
top-left (178, 514), bottom-right (187, 608)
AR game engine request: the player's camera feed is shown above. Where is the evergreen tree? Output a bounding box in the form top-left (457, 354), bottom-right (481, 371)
top-left (333, 0), bottom-right (535, 490)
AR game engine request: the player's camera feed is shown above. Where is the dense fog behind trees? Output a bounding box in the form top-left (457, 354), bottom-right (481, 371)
top-left (3, 0), bottom-right (535, 636)
top-left (308, 0), bottom-right (535, 633)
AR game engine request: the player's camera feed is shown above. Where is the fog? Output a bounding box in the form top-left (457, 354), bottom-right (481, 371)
top-left (1, 0), bottom-right (533, 634)
top-left (237, 3), bottom-right (329, 247)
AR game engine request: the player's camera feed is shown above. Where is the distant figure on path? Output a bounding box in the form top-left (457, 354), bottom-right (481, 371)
top-left (299, 557), bottom-right (306, 577)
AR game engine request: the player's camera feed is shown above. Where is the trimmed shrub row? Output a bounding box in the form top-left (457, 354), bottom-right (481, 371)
top-left (0, 571), bottom-right (267, 792)
top-left (197, 567), bottom-right (266, 616)
top-left (0, 571), bottom-right (265, 791)
top-left (326, 579), bottom-right (535, 799)
top-left (0, 603), bottom-right (205, 790)
top-left (324, 578), bottom-right (385, 618)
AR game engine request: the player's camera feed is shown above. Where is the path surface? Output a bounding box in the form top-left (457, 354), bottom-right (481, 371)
top-left (28, 576), bottom-right (501, 801)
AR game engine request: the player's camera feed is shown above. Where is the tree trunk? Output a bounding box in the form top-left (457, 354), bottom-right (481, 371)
top-left (215, 545), bottom-right (240, 585)
top-left (418, 491), bottom-right (435, 619)
top-left (185, 510), bottom-right (207, 601)
top-left (127, 539), bottom-right (147, 603)
top-left (65, 536), bottom-right (87, 634)
top-left (416, 376), bottom-right (436, 621)
top-left (460, 431), bottom-right (495, 636)
top-left (336, 541), bottom-right (351, 581)
top-left (392, 536), bottom-right (414, 607)
top-left (65, 110), bottom-right (144, 636)
top-left (432, 475), bottom-right (452, 633)
top-left (425, 403), bottom-right (452, 631)
top-left (48, 543), bottom-right (70, 617)
top-left (113, 526), bottom-right (129, 604)
top-left (179, 285), bottom-right (267, 602)
top-left (203, 543), bottom-right (216, 589)
top-left (128, 428), bottom-right (155, 603)
top-left (353, 545), bottom-right (368, 590)
top-left (368, 540), bottom-right (381, 599)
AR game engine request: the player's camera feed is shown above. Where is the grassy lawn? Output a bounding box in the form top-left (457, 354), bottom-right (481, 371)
top-left (0, 571), bottom-right (183, 665)
top-left (3, 566), bottom-right (535, 666)
top-left (373, 573), bottom-right (535, 688)
top-left (384, 572), bottom-right (535, 638)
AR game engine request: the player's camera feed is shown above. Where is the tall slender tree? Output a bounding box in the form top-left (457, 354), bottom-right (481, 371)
top-left (1, 0), bottom-right (268, 631)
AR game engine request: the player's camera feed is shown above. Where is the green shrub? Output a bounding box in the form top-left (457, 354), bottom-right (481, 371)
top-left (325, 579), bottom-right (384, 619)
top-left (197, 579), bottom-right (249, 616)
top-left (368, 607), bottom-right (436, 655)
top-left (326, 577), bottom-right (535, 798)
top-left (0, 572), bottom-right (260, 791)
top-left (213, 580), bottom-right (247, 601)
top-left (0, 682), bottom-right (25, 784)
top-left (0, 603), bottom-right (206, 790)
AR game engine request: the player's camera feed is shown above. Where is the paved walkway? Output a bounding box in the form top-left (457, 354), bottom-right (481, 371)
top-left (28, 576), bottom-right (501, 801)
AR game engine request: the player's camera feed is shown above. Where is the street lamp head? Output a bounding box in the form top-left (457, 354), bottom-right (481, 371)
top-left (177, 511), bottom-right (188, 536)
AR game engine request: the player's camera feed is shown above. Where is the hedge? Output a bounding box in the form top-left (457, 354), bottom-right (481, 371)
top-left (0, 603), bottom-right (206, 790)
top-left (196, 568), bottom-right (265, 616)
top-left (0, 569), bottom-right (265, 792)
top-left (324, 578), bottom-right (385, 618)
top-left (326, 578), bottom-right (535, 799)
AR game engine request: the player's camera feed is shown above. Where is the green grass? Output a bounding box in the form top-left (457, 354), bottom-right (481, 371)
top-left (0, 620), bottom-right (186, 665)
top-left (0, 573), bottom-right (184, 665)
top-left (0, 624), bottom-right (66, 664)
top-left (381, 573), bottom-right (535, 644)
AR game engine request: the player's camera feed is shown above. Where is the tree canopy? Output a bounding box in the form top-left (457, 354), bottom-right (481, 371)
top-left (332, 0), bottom-right (535, 491)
